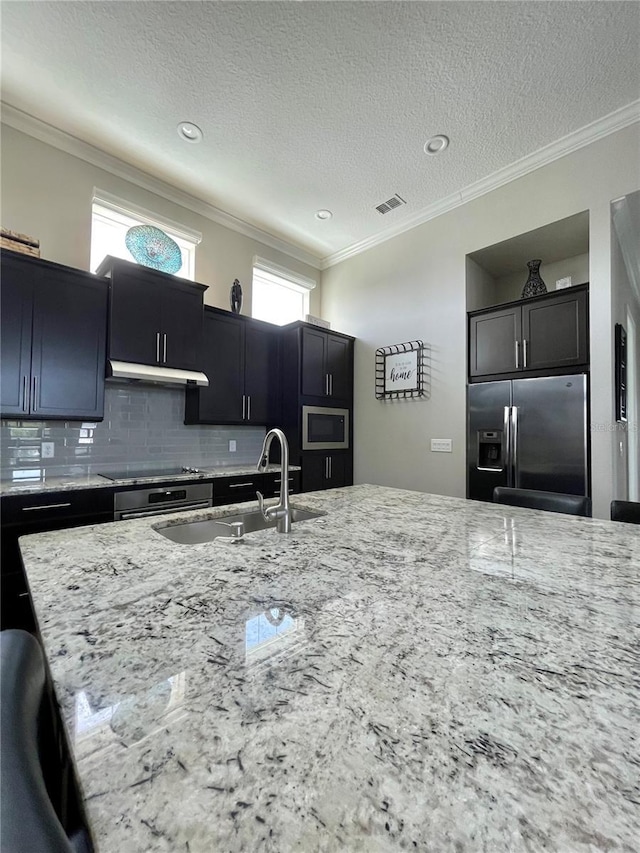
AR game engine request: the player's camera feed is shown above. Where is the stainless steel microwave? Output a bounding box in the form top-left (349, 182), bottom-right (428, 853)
top-left (302, 406), bottom-right (349, 451)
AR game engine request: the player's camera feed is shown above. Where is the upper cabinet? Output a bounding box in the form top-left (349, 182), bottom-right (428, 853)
top-left (184, 308), bottom-right (280, 425)
top-left (466, 211), bottom-right (590, 381)
top-left (469, 285), bottom-right (589, 379)
top-left (97, 256), bottom-right (207, 371)
top-left (1, 251), bottom-right (108, 420)
top-left (300, 326), bottom-right (353, 403)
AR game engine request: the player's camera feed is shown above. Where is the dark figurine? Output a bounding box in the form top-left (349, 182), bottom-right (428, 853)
top-left (230, 278), bottom-right (243, 314)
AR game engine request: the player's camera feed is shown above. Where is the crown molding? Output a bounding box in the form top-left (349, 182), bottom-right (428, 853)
top-left (0, 103), bottom-right (323, 271)
top-left (322, 99), bottom-right (640, 269)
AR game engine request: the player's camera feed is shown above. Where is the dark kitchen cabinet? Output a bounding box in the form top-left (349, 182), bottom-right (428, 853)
top-left (468, 284), bottom-right (588, 380)
top-left (1, 487), bottom-right (114, 633)
top-left (212, 470), bottom-right (300, 506)
top-left (301, 326), bottom-right (353, 402)
top-left (185, 308), bottom-right (280, 425)
top-left (301, 452), bottom-right (351, 492)
top-left (1, 251), bottom-right (108, 420)
top-left (98, 256), bottom-right (207, 372)
top-left (521, 288), bottom-right (589, 372)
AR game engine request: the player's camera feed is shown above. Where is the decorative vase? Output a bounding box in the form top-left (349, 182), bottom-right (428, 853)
top-left (230, 279), bottom-right (243, 314)
top-left (521, 259), bottom-right (547, 299)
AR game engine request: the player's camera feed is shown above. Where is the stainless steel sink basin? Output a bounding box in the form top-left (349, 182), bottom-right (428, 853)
top-left (155, 507), bottom-right (325, 545)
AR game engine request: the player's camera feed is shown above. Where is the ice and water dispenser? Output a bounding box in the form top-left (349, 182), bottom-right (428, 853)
top-left (477, 430), bottom-right (503, 471)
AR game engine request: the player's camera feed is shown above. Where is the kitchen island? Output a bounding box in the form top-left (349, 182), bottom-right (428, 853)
top-left (18, 485), bottom-right (639, 852)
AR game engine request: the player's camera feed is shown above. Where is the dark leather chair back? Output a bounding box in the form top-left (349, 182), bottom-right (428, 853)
top-left (0, 629), bottom-right (90, 853)
top-left (611, 500), bottom-right (640, 524)
top-left (493, 487), bottom-right (591, 517)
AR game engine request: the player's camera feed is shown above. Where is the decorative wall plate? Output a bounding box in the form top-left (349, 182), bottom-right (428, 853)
top-left (125, 225), bottom-right (183, 274)
top-left (375, 340), bottom-right (426, 399)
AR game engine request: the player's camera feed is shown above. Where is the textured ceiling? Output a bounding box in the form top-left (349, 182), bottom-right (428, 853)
top-left (1, 1), bottom-right (639, 262)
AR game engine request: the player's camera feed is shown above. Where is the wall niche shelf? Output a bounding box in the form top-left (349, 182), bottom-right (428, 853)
top-left (465, 211), bottom-right (590, 313)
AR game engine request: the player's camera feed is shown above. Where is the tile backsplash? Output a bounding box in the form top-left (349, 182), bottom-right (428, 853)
top-left (1, 383), bottom-right (266, 482)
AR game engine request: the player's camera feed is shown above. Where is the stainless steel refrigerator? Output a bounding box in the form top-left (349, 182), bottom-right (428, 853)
top-left (467, 374), bottom-right (589, 503)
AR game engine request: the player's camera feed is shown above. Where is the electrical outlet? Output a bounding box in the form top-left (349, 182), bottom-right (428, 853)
top-left (229, 440), bottom-right (237, 452)
top-left (431, 438), bottom-right (452, 453)
top-left (41, 442), bottom-right (55, 458)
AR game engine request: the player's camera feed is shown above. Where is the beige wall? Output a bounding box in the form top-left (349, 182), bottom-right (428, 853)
top-left (0, 124), bottom-right (321, 315)
top-left (611, 195), bottom-right (640, 502)
top-left (320, 124), bottom-right (640, 519)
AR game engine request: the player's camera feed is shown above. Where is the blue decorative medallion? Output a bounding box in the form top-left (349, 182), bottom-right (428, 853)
top-left (125, 225), bottom-right (183, 274)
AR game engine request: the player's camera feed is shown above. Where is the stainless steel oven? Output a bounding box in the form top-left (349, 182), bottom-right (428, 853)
top-left (302, 406), bottom-right (349, 451)
top-left (114, 482), bottom-right (212, 521)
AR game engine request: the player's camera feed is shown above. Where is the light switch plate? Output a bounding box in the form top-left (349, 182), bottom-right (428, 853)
top-left (229, 440), bottom-right (237, 452)
top-left (41, 442), bottom-right (55, 458)
top-left (431, 438), bottom-right (452, 453)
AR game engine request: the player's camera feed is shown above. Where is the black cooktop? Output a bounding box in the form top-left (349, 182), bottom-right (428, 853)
top-left (99, 466), bottom-right (201, 482)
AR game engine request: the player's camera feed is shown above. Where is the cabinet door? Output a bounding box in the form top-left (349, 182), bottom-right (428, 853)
top-left (109, 269), bottom-right (163, 365)
top-left (301, 453), bottom-right (329, 492)
top-left (326, 334), bottom-right (352, 401)
top-left (522, 289), bottom-right (588, 372)
top-left (31, 267), bottom-right (108, 419)
top-left (469, 307), bottom-right (522, 377)
top-left (195, 313), bottom-right (244, 423)
top-left (161, 283), bottom-right (203, 371)
top-left (301, 453), bottom-right (350, 491)
top-left (0, 255), bottom-right (34, 416)
top-left (244, 324), bottom-right (279, 424)
top-left (301, 327), bottom-right (327, 397)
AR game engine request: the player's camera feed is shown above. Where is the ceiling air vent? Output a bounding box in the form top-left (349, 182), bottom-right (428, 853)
top-left (375, 194), bottom-right (406, 215)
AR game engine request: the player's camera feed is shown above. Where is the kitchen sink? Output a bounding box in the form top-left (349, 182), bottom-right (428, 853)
top-left (154, 507), bottom-right (325, 545)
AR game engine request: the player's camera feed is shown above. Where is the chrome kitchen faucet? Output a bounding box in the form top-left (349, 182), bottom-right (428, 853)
top-left (256, 428), bottom-right (291, 533)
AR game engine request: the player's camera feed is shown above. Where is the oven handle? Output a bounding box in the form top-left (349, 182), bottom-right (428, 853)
top-left (116, 500), bottom-right (211, 521)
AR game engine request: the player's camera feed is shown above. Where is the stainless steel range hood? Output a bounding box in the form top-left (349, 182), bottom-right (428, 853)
top-left (107, 360), bottom-right (209, 386)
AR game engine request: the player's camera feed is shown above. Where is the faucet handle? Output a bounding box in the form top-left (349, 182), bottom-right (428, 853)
top-left (256, 490), bottom-right (269, 521)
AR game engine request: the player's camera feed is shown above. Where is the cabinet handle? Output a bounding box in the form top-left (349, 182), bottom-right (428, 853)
top-left (32, 377), bottom-right (38, 412)
top-left (242, 395), bottom-right (246, 420)
top-left (330, 374), bottom-right (333, 396)
top-left (325, 374), bottom-right (329, 395)
top-left (163, 334), bottom-right (167, 364)
top-left (515, 340), bottom-right (520, 369)
top-left (229, 482), bottom-right (254, 489)
top-left (325, 457), bottom-right (328, 479)
top-left (523, 339), bottom-right (528, 368)
top-left (22, 375), bottom-right (29, 412)
top-left (22, 502), bottom-right (72, 512)
top-left (156, 332), bottom-right (161, 363)
top-left (247, 395), bottom-right (251, 420)
top-left (328, 456), bottom-right (332, 479)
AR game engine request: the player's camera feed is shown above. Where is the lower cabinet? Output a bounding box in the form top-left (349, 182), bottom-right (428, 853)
top-left (212, 472), bottom-right (300, 506)
top-left (0, 488), bottom-right (114, 633)
top-left (301, 452), bottom-right (352, 492)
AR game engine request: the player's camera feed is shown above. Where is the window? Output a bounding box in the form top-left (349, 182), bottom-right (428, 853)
top-left (252, 257), bottom-right (316, 325)
top-left (90, 190), bottom-right (201, 280)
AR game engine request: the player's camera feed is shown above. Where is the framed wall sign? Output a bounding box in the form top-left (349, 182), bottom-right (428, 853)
top-left (375, 340), bottom-right (425, 399)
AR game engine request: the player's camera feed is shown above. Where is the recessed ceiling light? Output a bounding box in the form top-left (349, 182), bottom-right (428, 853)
top-left (424, 134), bottom-right (449, 155)
top-left (177, 122), bottom-right (203, 143)
top-left (315, 209), bottom-right (333, 221)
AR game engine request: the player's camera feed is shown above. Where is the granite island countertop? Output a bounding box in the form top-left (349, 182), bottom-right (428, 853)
top-left (18, 485), bottom-right (640, 852)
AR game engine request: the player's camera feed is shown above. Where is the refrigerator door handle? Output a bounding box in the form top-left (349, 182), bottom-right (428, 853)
top-left (511, 405), bottom-right (519, 487)
top-left (503, 406), bottom-right (512, 487)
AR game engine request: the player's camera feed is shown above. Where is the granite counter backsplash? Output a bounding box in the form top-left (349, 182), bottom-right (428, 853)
top-left (1, 382), bottom-right (265, 483)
